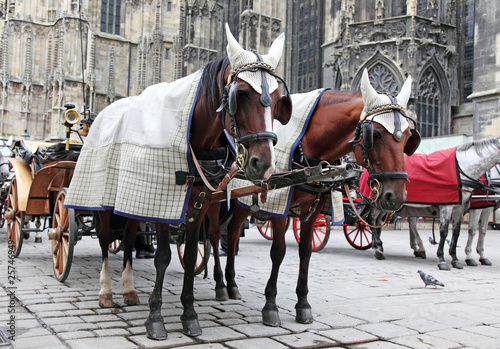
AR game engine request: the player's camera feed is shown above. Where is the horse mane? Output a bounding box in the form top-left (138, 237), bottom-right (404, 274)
top-left (200, 56), bottom-right (230, 114)
top-left (457, 138), bottom-right (500, 157)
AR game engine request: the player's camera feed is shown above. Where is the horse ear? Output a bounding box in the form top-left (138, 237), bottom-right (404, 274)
top-left (397, 75), bottom-right (412, 108)
top-left (360, 69), bottom-right (378, 109)
top-left (225, 23), bottom-right (244, 65)
top-left (274, 95), bottom-right (292, 125)
top-left (266, 32), bottom-right (285, 68)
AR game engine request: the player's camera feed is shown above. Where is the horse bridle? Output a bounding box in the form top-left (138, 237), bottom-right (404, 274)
top-left (217, 51), bottom-right (290, 169)
top-left (350, 96), bottom-right (420, 201)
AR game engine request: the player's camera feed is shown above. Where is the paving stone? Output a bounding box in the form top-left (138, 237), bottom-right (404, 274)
top-left (196, 326), bottom-right (246, 342)
top-left (349, 340), bottom-right (410, 348)
top-left (356, 322), bottom-right (419, 340)
top-left (8, 335), bottom-right (66, 349)
top-left (50, 322), bottom-right (99, 332)
top-left (428, 328), bottom-right (499, 348)
top-left (229, 323), bottom-right (291, 337)
top-left (225, 337), bottom-right (289, 349)
top-left (272, 331), bottom-right (337, 348)
top-left (390, 334), bottom-right (463, 349)
top-left (58, 331), bottom-right (97, 340)
top-left (128, 332), bottom-right (196, 348)
top-left (66, 336), bottom-right (138, 349)
top-left (94, 328), bottom-right (130, 337)
top-left (319, 327), bottom-right (378, 344)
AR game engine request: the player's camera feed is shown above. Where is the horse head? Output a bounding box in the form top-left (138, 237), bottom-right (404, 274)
top-left (0, 144), bottom-right (11, 180)
top-left (221, 23), bottom-right (292, 183)
top-left (352, 69), bottom-right (420, 211)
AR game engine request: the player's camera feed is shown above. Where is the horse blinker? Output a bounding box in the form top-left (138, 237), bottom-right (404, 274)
top-left (404, 128), bottom-right (421, 156)
top-left (274, 94), bottom-right (292, 125)
top-left (362, 122), bottom-right (373, 150)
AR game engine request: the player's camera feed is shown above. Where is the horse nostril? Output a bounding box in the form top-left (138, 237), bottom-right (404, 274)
top-left (249, 156), bottom-right (261, 171)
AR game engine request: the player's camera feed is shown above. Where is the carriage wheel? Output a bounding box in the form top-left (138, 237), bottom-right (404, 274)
top-left (343, 219), bottom-right (372, 250)
top-left (257, 217), bottom-right (290, 240)
top-left (6, 178), bottom-right (24, 257)
top-left (108, 239), bottom-right (123, 254)
top-left (293, 214), bottom-right (331, 252)
top-left (51, 188), bottom-right (76, 282)
top-left (177, 238), bottom-right (211, 276)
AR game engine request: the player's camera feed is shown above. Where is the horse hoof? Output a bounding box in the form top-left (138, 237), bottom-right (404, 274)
top-left (479, 258), bottom-right (492, 266)
top-left (375, 251), bottom-right (386, 260)
top-left (145, 321), bottom-right (168, 340)
top-left (451, 260), bottom-right (463, 269)
top-left (296, 307), bottom-right (314, 324)
top-left (413, 251), bottom-right (426, 259)
top-left (262, 309), bottom-right (281, 327)
top-left (216, 287), bottom-right (229, 301)
top-left (182, 318), bottom-right (202, 337)
top-left (228, 286), bottom-right (241, 300)
top-left (99, 293), bottom-right (114, 308)
top-left (438, 262), bottom-right (450, 271)
top-left (123, 291), bottom-right (140, 306)
top-left (465, 259), bottom-right (478, 267)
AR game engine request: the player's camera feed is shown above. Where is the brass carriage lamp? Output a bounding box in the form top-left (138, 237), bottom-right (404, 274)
top-left (62, 103), bottom-right (80, 150)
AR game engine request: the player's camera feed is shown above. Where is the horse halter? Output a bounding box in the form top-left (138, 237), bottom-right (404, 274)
top-left (350, 96), bottom-right (421, 201)
top-left (217, 51), bottom-right (290, 169)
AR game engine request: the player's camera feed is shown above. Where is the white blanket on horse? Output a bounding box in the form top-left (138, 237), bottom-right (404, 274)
top-left (234, 88), bottom-right (331, 217)
top-left (65, 70), bottom-right (203, 223)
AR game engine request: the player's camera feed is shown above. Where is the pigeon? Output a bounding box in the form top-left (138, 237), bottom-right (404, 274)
top-left (417, 270), bottom-right (445, 288)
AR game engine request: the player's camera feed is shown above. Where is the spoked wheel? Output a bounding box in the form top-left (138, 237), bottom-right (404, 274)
top-left (343, 219), bottom-right (372, 250)
top-left (5, 178), bottom-right (24, 257)
top-left (177, 238), bottom-right (211, 276)
top-left (108, 239), bottom-right (122, 254)
top-left (257, 217), bottom-right (290, 240)
top-left (50, 188), bottom-right (77, 282)
top-left (293, 214), bottom-right (331, 252)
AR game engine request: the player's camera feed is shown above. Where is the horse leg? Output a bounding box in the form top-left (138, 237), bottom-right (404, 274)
top-left (371, 226), bottom-right (385, 260)
top-left (97, 211), bottom-right (115, 308)
top-left (180, 215), bottom-right (205, 336)
top-left (145, 222), bottom-right (171, 340)
top-left (295, 207), bottom-right (323, 325)
top-left (262, 216), bottom-right (287, 327)
top-left (225, 204), bottom-right (249, 300)
top-left (465, 209), bottom-right (480, 266)
top-left (121, 219), bottom-right (140, 305)
top-left (437, 207), bottom-right (452, 270)
top-left (449, 207), bottom-right (464, 269)
top-left (478, 207), bottom-right (493, 265)
top-left (207, 203), bottom-right (229, 301)
top-left (408, 217), bottom-right (426, 258)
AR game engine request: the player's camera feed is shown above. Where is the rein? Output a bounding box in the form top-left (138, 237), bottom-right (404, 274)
top-left (343, 184), bottom-right (393, 229)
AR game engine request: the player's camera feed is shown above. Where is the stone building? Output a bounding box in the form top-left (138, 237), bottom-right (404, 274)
top-left (320, 0), bottom-right (499, 141)
top-left (0, 0), bottom-right (287, 141)
top-left (1, 0), bottom-right (497, 142)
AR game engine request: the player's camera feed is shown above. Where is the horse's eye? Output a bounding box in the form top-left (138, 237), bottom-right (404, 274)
top-left (237, 90), bottom-right (248, 98)
top-left (373, 130), bottom-right (382, 139)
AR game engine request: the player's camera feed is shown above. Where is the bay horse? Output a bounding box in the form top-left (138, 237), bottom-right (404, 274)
top-left (0, 141), bottom-right (11, 181)
top-left (206, 69), bottom-right (420, 327)
top-left (65, 24), bottom-right (291, 340)
top-left (368, 139), bottom-right (500, 270)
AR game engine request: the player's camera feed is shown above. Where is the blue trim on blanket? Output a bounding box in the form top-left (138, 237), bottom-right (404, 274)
top-left (113, 209), bottom-right (185, 224)
top-left (183, 69), bottom-right (204, 220)
top-left (63, 204), bottom-right (105, 211)
top-left (246, 88), bottom-right (330, 218)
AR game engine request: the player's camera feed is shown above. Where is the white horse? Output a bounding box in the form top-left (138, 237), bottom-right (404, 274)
top-left (463, 164), bottom-right (500, 266)
top-left (0, 141), bottom-right (12, 181)
top-left (369, 138), bottom-right (500, 270)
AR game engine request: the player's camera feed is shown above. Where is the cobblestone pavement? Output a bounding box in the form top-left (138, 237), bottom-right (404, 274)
top-left (1, 223), bottom-right (500, 349)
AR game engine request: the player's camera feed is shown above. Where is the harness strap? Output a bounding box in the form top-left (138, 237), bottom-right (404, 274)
top-left (388, 95), bottom-right (403, 141)
top-left (300, 192), bottom-right (322, 222)
top-left (189, 143), bottom-right (217, 192)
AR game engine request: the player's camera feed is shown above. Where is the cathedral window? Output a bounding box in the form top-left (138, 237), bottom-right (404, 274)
top-left (416, 68), bottom-right (441, 138)
top-left (101, 0), bottom-right (122, 35)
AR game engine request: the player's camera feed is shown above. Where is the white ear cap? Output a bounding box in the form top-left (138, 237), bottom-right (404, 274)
top-left (360, 68), bottom-right (379, 108)
top-left (225, 23), bottom-right (244, 66)
top-left (396, 75), bottom-right (412, 108)
top-left (265, 32), bottom-right (285, 68)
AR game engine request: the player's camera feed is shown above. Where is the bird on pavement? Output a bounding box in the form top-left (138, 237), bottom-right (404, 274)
top-left (417, 270), bottom-right (445, 288)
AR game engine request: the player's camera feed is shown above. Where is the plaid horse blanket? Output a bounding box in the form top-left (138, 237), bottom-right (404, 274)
top-left (360, 147), bottom-right (462, 205)
top-left (64, 70), bottom-right (203, 223)
top-left (233, 88), bottom-right (344, 224)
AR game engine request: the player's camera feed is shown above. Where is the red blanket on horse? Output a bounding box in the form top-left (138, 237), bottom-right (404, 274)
top-left (470, 175), bottom-right (497, 209)
top-left (360, 147), bottom-right (462, 205)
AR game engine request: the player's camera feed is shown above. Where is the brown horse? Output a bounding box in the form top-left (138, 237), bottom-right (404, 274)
top-left (206, 69), bottom-right (420, 327)
top-left (65, 24), bottom-right (291, 340)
